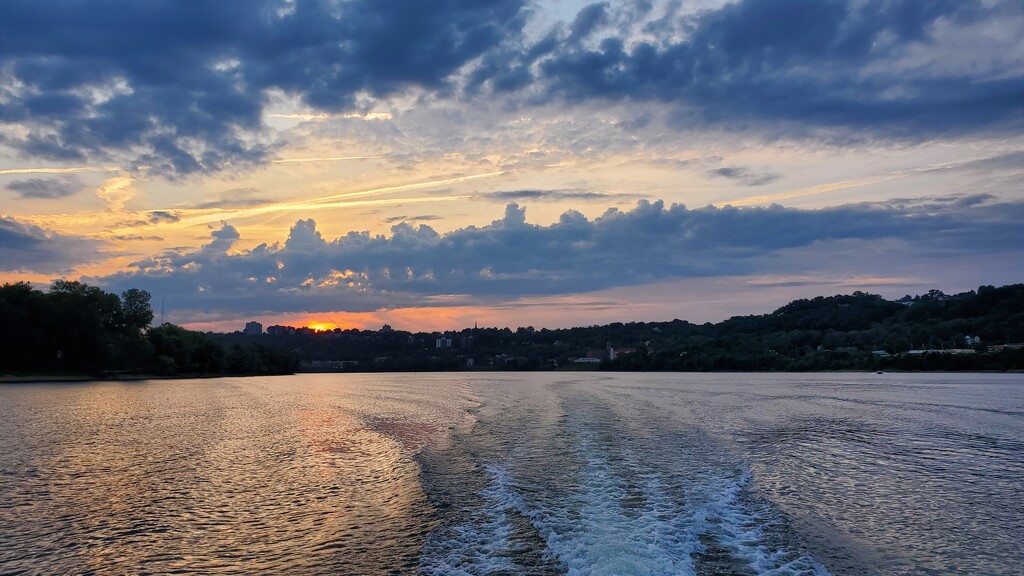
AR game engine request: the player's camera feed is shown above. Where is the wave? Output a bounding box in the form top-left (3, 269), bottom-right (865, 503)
top-left (420, 428), bottom-right (830, 576)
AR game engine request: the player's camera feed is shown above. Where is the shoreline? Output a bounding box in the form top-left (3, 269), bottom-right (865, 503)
top-left (0, 373), bottom-right (292, 384)
top-left (3, 369), bottom-right (1021, 384)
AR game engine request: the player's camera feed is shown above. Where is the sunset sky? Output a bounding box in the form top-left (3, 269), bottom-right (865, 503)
top-left (1, 0), bottom-right (1022, 332)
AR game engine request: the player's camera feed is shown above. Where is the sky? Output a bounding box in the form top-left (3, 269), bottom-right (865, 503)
top-left (1, 0), bottom-right (1022, 332)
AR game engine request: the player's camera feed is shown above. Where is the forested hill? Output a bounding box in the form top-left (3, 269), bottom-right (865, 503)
top-left (0, 281), bottom-right (296, 377)
top-left (220, 283), bottom-right (1024, 372)
top-left (2, 282), bottom-right (1021, 376)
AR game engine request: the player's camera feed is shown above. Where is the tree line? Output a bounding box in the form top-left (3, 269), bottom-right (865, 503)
top-left (3, 281), bottom-right (1021, 376)
top-left (237, 284), bottom-right (1024, 372)
top-left (0, 281), bottom-right (296, 377)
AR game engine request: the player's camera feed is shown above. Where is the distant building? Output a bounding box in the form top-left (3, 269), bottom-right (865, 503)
top-left (380, 324), bottom-right (394, 333)
top-left (266, 325), bottom-right (295, 335)
top-left (435, 337), bottom-right (453, 349)
top-left (243, 321), bottom-right (262, 335)
top-left (574, 357), bottom-right (601, 363)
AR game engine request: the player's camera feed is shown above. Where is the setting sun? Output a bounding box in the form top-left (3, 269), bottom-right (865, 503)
top-left (306, 322), bottom-right (338, 332)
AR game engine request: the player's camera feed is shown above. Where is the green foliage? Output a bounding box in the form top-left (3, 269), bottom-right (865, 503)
top-left (224, 343), bottom-right (296, 375)
top-left (0, 282), bottom-right (295, 377)
top-left (3, 281), bottom-right (1020, 375)
top-left (121, 288), bottom-right (155, 334)
top-left (244, 284), bottom-right (1024, 373)
top-left (0, 282), bottom-right (55, 372)
top-left (148, 323), bottom-right (224, 374)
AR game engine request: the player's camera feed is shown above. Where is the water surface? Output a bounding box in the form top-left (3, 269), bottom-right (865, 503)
top-left (1, 372), bottom-right (1020, 575)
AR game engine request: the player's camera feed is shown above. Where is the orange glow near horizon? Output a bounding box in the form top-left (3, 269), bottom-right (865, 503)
top-left (306, 321), bottom-right (339, 332)
top-left (174, 273), bottom-right (930, 335)
top-left (179, 307), bottom-right (495, 334)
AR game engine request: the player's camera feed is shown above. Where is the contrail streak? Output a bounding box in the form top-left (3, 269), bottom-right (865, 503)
top-left (267, 112), bottom-right (392, 121)
top-left (716, 174), bottom-right (903, 207)
top-left (0, 166), bottom-right (120, 175)
top-left (177, 195), bottom-right (471, 227)
top-left (308, 171), bottom-right (506, 204)
top-left (272, 156), bottom-right (383, 164)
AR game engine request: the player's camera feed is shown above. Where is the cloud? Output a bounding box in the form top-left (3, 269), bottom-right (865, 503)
top-left (382, 215), bottom-right (444, 224)
top-left (95, 176), bottom-right (135, 211)
top-left (148, 211), bottom-right (181, 224)
top-left (94, 197), bottom-right (1024, 317)
top-left (206, 222), bottom-right (241, 253)
top-left (0, 0), bottom-right (529, 177)
top-left (110, 234), bottom-right (164, 241)
top-left (2, 0), bottom-right (1019, 178)
top-left (516, 0), bottom-right (1024, 137)
top-left (190, 188), bottom-right (274, 209)
top-left (0, 216), bottom-right (106, 273)
top-left (0, 166), bottom-right (120, 175)
top-left (920, 150), bottom-right (1024, 175)
top-left (707, 167), bottom-right (780, 187)
top-left (272, 155), bottom-right (383, 164)
top-left (6, 177), bottom-right (86, 199)
top-left (478, 189), bottom-right (642, 202)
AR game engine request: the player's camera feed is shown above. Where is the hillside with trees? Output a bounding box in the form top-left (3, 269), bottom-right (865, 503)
top-left (2, 282), bottom-right (1021, 377)
top-left (227, 284), bottom-right (1024, 373)
top-left (0, 281), bottom-right (296, 378)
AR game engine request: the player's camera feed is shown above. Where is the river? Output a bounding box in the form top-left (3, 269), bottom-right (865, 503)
top-left (1, 372), bottom-right (1020, 575)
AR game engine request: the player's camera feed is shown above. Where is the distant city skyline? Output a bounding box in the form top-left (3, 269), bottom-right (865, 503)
top-left (2, 0), bottom-right (1021, 331)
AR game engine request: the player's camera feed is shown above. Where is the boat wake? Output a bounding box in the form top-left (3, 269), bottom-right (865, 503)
top-left (420, 426), bottom-right (830, 576)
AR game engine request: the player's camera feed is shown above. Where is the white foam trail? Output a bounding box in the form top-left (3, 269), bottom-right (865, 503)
top-left (515, 431), bottom-right (703, 576)
top-left (418, 464), bottom-right (530, 575)
top-left (693, 468), bottom-right (831, 576)
top-left (422, 430), bottom-right (832, 576)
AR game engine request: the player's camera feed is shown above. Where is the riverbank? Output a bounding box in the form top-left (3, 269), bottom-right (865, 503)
top-left (0, 372), bottom-right (296, 384)
top-left (6, 368), bottom-right (1021, 384)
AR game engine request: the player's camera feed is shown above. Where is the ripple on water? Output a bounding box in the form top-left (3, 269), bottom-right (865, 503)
top-left (0, 376), bottom-right (471, 575)
top-left (2, 372), bottom-right (1021, 575)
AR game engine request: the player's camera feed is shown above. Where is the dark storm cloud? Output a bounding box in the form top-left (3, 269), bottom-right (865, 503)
top-left (0, 0), bottom-right (529, 176)
top-left (0, 216), bottom-right (106, 273)
top-left (1, 0), bottom-right (1019, 176)
top-left (5, 177), bottom-right (85, 199)
top-left (521, 0), bottom-right (1023, 137)
top-left (95, 197), bottom-right (1024, 315)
